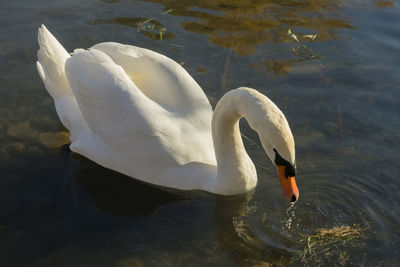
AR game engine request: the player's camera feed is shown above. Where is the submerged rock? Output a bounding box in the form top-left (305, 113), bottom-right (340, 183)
top-left (7, 121), bottom-right (39, 141)
top-left (5, 142), bottom-right (25, 152)
top-left (39, 132), bottom-right (70, 148)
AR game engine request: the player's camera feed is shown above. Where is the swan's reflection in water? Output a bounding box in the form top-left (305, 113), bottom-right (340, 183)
top-left (74, 155), bottom-right (186, 217)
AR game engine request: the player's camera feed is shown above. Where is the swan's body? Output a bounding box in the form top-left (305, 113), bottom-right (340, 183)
top-left (37, 25), bottom-right (299, 200)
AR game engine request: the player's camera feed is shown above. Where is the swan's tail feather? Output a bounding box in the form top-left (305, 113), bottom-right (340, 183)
top-left (36, 25), bottom-right (87, 136)
top-left (37, 24), bottom-right (72, 99)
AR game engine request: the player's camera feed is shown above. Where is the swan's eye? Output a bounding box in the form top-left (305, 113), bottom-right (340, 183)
top-left (273, 148), bottom-right (296, 177)
top-left (285, 163), bottom-right (296, 177)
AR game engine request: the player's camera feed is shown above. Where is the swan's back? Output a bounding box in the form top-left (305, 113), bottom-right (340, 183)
top-left (91, 42), bottom-right (211, 115)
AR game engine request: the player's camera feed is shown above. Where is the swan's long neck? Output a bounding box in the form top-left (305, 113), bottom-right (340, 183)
top-left (210, 88), bottom-right (268, 195)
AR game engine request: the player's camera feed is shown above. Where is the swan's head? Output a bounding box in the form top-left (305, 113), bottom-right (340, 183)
top-left (214, 87), bottom-right (299, 200)
top-left (256, 99), bottom-right (299, 203)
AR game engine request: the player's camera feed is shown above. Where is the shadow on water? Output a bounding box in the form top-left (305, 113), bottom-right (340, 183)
top-left (72, 153), bottom-right (187, 218)
top-left (0, 147), bottom-right (190, 266)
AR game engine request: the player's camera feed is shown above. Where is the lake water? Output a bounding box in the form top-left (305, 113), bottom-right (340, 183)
top-left (1, 0), bottom-right (399, 266)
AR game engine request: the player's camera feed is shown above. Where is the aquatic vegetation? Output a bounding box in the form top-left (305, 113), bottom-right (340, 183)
top-left (288, 29), bottom-right (319, 60)
top-left (89, 9), bottom-right (175, 41)
top-left (303, 34), bottom-right (317, 41)
top-left (90, 17), bottom-right (175, 41)
top-left (38, 132), bottom-right (70, 149)
top-left (7, 121), bottom-right (39, 141)
top-left (296, 225), bottom-right (365, 264)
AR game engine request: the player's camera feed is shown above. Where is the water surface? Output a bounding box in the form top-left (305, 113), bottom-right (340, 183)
top-left (0, 0), bottom-right (399, 266)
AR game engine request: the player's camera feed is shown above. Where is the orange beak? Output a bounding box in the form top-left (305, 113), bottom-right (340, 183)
top-left (276, 165), bottom-right (299, 202)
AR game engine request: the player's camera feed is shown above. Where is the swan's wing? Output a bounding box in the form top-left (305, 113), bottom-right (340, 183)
top-left (65, 48), bottom-right (173, 178)
top-left (91, 42), bottom-right (212, 116)
top-left (65, 48), bottom-right (215, 184)
top-left (65, 48), bottom-right (157, 150)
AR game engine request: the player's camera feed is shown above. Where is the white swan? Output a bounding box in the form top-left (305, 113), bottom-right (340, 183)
top-left (36, 25), bottom-right (299, 202)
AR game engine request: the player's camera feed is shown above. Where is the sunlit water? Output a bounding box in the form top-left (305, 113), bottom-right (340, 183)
top-left (1, 0), bottom-right (399, 266)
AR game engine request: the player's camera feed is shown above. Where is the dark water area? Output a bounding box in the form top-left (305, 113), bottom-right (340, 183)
top-left (0, 0), bottom-right (399, 266)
